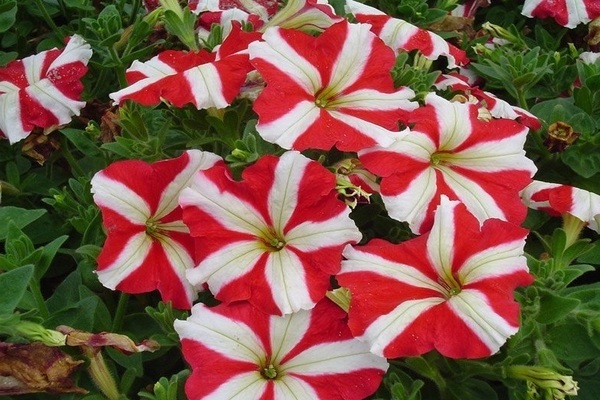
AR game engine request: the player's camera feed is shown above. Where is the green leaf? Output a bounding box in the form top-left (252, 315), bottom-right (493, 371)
top-left (46, 271), bottom-right (83, 313)
top-left (562, 142), bottom-right (600, 178)
top-left (578, 242), bottom-right (600, 264)
top-left (535, 288), bottom-right (581, 324)
top-left (61, 128), bottom-right (103, 157)
top-left (0, 207), bottom-right (46, 240)
top-left (0, 0), bottom-right (17, 33)
top-left (35, 235), bottom-right (69, 280)
top-left (546, 322), bottom-right (600, 361)
top-left (0, 265), bottom-right (34, 314)
top-left (447, 379), bottom-right (498, 400)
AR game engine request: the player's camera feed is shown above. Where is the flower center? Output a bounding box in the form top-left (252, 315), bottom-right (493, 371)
top-left (261, 229), bottom-right (286, 252)
top-left (314, 87), bottom-right (338, 109)
top-left (261, 363), bottom-right (279, 380)
top-left (430, 151), bottom-right (453, 167)
top-left (438, 273), bottom-right (462, 299)
top-left (145, 219), bottom-right (168, 241)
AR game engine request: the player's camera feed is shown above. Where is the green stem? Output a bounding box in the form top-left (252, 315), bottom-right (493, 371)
top-left (112, 293), bottom-right (129, 332)
top-left (108, 46), bottom-right (127, 88)
top-left (29, 279), bottom-right (50, 319)
top-left (59, 136), bottom-right (85, 177)
top-left (34, 0), bottom-right (64, 36)
top-left (129, 0), bottom-right (142, 25)
top-left (515, 87), bottom-right (529, 110)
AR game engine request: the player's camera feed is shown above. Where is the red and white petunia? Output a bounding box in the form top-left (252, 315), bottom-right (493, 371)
top-left (0, 35), bottom-right (92, 144)
top-left (435, 73), bottom-right (541, 130)
top-left (248, 21), bottom-right (417, 152)
top-left (260, 0), bottom-right (342, 32)
top-left (451, 0), bottom-right (489, 18)
top-left (345, 0), bottom-right (469, 69)
top-left (521, 180), bottom-right (600, 233)
top-left (179, 150), bottom-right (362, 315)
top-left (522, 0), bottom-right (600, 28)
top-left (91, 150), bottom-right (222, 309)
top-left (174, 299), bottom-right (388, 399)
top-left (337, 196), bottom-right (534, 359)
top-left (196, 9), bottom-right (264, 42)
top-left (109, 25), bottom-right (261, 108)
top-left (359, 93), bottom-right (537, 235)
top-left (189, 0), bottom-right (278, 21)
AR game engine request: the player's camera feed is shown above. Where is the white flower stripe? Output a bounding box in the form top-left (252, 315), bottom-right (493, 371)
top-left (26, 79), bottom-right (86, 123)
top-left (249, 28), bottom-right (322, 93)
top-left (270, 307), bottom-right (311, 363)
top-left (265, 249), bottom-right (313, 314)
top-left (273, 375), bottom-right (320, 399)
top-left (341, 246), bottom-right (444, 293)
top-left (268, 151), bottom-right (310, 235)
top-left (160, 236), bottom-right (197, 304)
top-left (203, 372), bottom-right (268, 400)
top-left (380, 168), bottom-right (436, 233)
top-left (109, 58), bottom-right (177, 105)
top-left (180, 176), bottom-right (270, 237)
top-left (96, 232), bottom-right (152, 289)
top-left (327, 23), bottom-right (374, 94)
top-left (256, 100), bottom-right (321, 148)
top-left (459, 240), bottom-right (528, 284)
top-left (0, 91), bottom-right (28, 143)
top-left (332, 88), bottom-right (416, 110)
top-left (183, 63), bottom-right (229, 109)
top-left (175, 303), bottom-right (266, 363)
top-left (282, 340), bottom-right (388, 375)
top-left (327, 110), bottom-right (398, 148)
top-left (438, 165), bottom-right (506, 222)
top-left (451, 134), bottom-right (535, 173)
top-left (360, 298), bottom-right (444, 357)
top-left (46, 34), bottom-right (93, 72)
top-left (91, 173), bottom-right (151, 224)
top-left (447, 289), bottom-right (518, 353)
top-left (285, 214), bottom-right (362, 252)
top-left (186, 240), bottom-right (265, 292)
top-left (426, 196), bottom-right (457, 282)
top-left (155, 150), bottom-right (221, 219)
top-left (426, 93), bottom-right (472, 150)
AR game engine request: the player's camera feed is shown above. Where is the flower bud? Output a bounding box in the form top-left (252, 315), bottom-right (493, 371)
top-left (506, 365), bottom-right (578, 400)
top-left (13, 321), bottom-right (66, 347)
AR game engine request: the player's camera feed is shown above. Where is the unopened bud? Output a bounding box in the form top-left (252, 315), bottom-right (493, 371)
top-left (505, 365), bottom-right (578, 400)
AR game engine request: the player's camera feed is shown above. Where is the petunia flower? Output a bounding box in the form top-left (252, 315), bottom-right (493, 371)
top-left (260, 0), bottom-right (342, 32)
top-left (248, 21), bottom-right (417, 152)
top-left (91, 150), bottom-right (222, 309)
top-left (337, 196), bottom-right (534, 359)
top-left (196, 9), bottom-right (264, 42)
top-left (522, 0), bottom-right (600, 29)
top-left (359, 93), bottom-right (537, 234)
top-left (108, 24), bottom-right (261, 108)
top-left (451, 0), bottom-right (489, 18)
top-left (435, 72), bottom-right (541, 130)
top-left (174, 299), bottom-right (389, 399)
top-left (179, 150), bottom-right (362, 315)
top-left (0, 35), bottom-right (92, 144)
top-left (345, 0), bottom-right (469, 69)
top-left (189, 0), bottom-right (278, 21)
top-left (521, 180), bottom-right (600, 234)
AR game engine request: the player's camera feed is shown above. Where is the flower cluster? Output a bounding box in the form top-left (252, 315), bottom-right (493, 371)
top-left (80, 0), bottom-right (600, 398)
